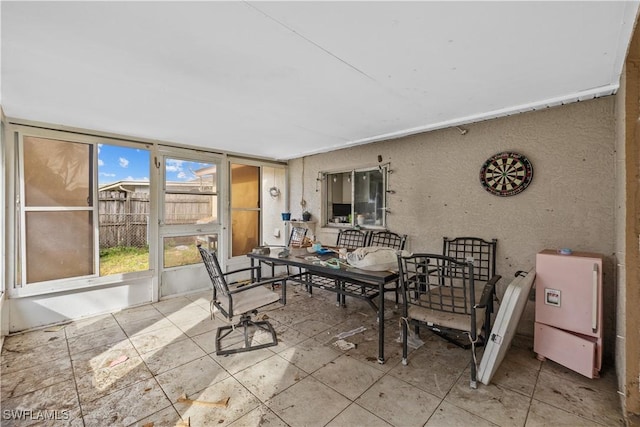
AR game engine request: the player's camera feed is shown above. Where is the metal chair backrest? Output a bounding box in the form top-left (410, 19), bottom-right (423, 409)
top-left (398, 253), bottom-right (476, 316)
top-left (336, 229), bottom-right (369, 250)
top-left (198, 246), bottom-right (230, 299)
top-left (288, 226), bottom-right (308, 247)
top-left (368, 231), bottom-right (407, 250)
top-left (442, 237), bottom-right (496, 282)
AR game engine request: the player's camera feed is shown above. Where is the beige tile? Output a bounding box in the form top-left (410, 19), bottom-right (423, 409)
top-left (155, 356), bottom-right (229, 402)
top-left (183, 290), bottom-right (213, 308)
top-left (489, 344), bottom-right (541, 397)
top-left (119, 316), bottom-right (174, 337)
top-left (1, 379), bottom-right (82, 427)
top-left (70, 339), bottom-right (136, 373)
top-left (333, 321), bottom-right (404, 372)
top-left (533, 363), bottom-right (624, 426)
top-left (128, 324), bottom-right (189, 354)
top-left (312, 354), bottom-right (385, 400)
top-left (425, 401), bottom-right (498, 426)
top-left (525, 399), bottom-right (603, 426)
top-left (266, 304), bottom-right (317, 326)
top-left (261, 323), bottom-right (309, 352)
top-left (1, 355), bottom-right (73, 400)
top-left (1, 340), bottom-right (70, 374)
top-left (81, 378), bottom-right (171, 427)
top-left (65, 314), bottom-right (119, 338)
top-left (140, 337), bottom-right (207, 375)
top-left (389, 334), bottom-right (471, 398)
top-left (266, 375), bottom-right (351, 427)
top-left (0, 283), bottom-right (628, 427)
top-left (3, 327), bottom-right (67, 353)
top-left (128, 405), bottom-right (184, 427)
top-left (113, 304), bottom-right (162, 325)
top-left (212, 346), bottom-right (276, 375)
top-left (278, 336), bottom-right (342, 374)
top-left (74, 353), bottom-right (153, 405)
top-left (227, 404), bottom-right (289, 427)
top-left (234, 354), bottom-right (307, 401)
top-left (290, 317), bottom-right (334, 336)
top-left (326, 403), bottom-right (393, 427)
top-left (152, 296), bottom-right (197, 315)
top-left (444, 369), bottom-right (531, 426)
top-left (356, 374), bottom-right (440, 427)
top-left (67, 325), bottom-right (128, 356)
top-left (173, 315), bottom-right (219, 337)
top-left (174, 376), bottom-right (261, 427)
top-left (164, 304), bottom-right (214, 337)
top-left (192, 329), bottom-right (218, 354)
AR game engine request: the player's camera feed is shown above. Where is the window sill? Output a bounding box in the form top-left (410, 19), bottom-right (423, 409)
top-left (8, 270), bottom-right (154, 299)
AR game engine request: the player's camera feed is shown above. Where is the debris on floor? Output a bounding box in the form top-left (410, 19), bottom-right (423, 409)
top-left (177, 394), bottom-right (230, 408)
top-left (108, 355), bottom-right (129, 368)
top-left (333, 339), bottom-right (356, 351)
top-left (175, 418), bottom-right (190, 427)
top-left (44, 324), bottom-right (67, 332)
top-left (396, 330), bottom-right (424, 349)
top-left (335, 326), bottom-right (366, 339)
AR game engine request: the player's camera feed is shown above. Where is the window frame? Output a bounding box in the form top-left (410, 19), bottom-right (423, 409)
top-left (322, 165), bottom-right (389, 229)
top-left (9, 125), bottom-right (155, 297)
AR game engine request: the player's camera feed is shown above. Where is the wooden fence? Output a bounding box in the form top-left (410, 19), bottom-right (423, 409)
top-left (99, 191), bottom-right (214, 248)
top-left (99, 191), bottom-right (149, 248)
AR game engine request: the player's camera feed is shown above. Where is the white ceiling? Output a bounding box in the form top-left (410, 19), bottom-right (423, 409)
top-left (1, 1), bottom-right (638, 160)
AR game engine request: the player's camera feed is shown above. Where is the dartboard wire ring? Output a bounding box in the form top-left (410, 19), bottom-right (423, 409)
top-left (479, 152), bottom-right (533, 197)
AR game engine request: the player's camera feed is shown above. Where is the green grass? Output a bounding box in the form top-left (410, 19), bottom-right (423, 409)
top-left (100, 243), bottom-right (202, 276)
top-left (99, 246), bottom-right (149, 276)
top-left (163, 243), bottom-right (201, 268)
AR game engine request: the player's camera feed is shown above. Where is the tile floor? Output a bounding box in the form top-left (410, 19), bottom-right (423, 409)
top-left (0, 283), bottom-right (624, 427)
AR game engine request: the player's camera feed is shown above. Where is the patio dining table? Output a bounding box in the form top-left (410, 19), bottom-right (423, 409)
top-left (247, 247), bottom-right (399, 364)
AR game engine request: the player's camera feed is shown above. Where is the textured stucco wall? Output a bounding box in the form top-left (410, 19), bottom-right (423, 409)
top-left (289, 97), bottom-right (617, 360)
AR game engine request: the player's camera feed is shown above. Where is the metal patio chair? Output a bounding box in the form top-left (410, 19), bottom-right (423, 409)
top-left (198, 245), bottom-right (285, 356)
top-left (367, 230), bottom-right (407, 303)
top-left (397, 253), bottom-right (501, 388)
top-left (336, 229), bottom-right (369, 250)
top-left (259, 226), bottom-right (308, 279)
top-left (442, 236), bottom-right (499, 346)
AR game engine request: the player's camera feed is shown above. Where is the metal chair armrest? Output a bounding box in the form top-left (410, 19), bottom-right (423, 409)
top-left (476, 275), bottom-right (501, 308)
top-left (227, 278), bottom-right (284, 294)
top-left (222, 265), bottom-right (260, 277)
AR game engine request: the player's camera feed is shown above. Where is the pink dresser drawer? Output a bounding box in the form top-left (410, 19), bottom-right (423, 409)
top-left (534, 322), bottom-right (598, 378)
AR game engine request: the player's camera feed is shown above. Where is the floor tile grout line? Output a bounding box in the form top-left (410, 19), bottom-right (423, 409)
top-left (65, 314), bottom-right (108, 427)
top-left (521, 352), bottom-right (545, 427)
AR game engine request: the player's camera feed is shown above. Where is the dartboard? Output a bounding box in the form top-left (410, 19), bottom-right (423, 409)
top-left (479, 152), bottom-right (533, 197)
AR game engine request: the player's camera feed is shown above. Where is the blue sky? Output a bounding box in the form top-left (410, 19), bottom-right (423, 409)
top-left (98, 144), bottom-right (213, 185)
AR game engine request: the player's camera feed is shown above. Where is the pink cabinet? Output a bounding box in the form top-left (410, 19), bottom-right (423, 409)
top-left (534, 249), bottom-right (603, 378)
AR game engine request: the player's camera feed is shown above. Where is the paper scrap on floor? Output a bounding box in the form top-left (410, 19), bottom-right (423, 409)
top-left (333, 339), bottom-right (356, 351)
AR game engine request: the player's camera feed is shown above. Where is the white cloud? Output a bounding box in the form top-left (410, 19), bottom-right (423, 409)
top-left (177, 171), bottom-right (187, 179)
top-left (166, 159), bottom-right (183, 173)
top-left (98, 159), bottom-right (104, 166)
top-left (119, 157), bottom-right (129, 168)
top-left (99, 172), bottom-right (116, 177)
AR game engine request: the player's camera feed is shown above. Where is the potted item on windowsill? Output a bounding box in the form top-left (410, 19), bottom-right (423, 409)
top-left (281, 212), bottom-right (291, 221)
top-left (301, 211), bottom-right (311, 221)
